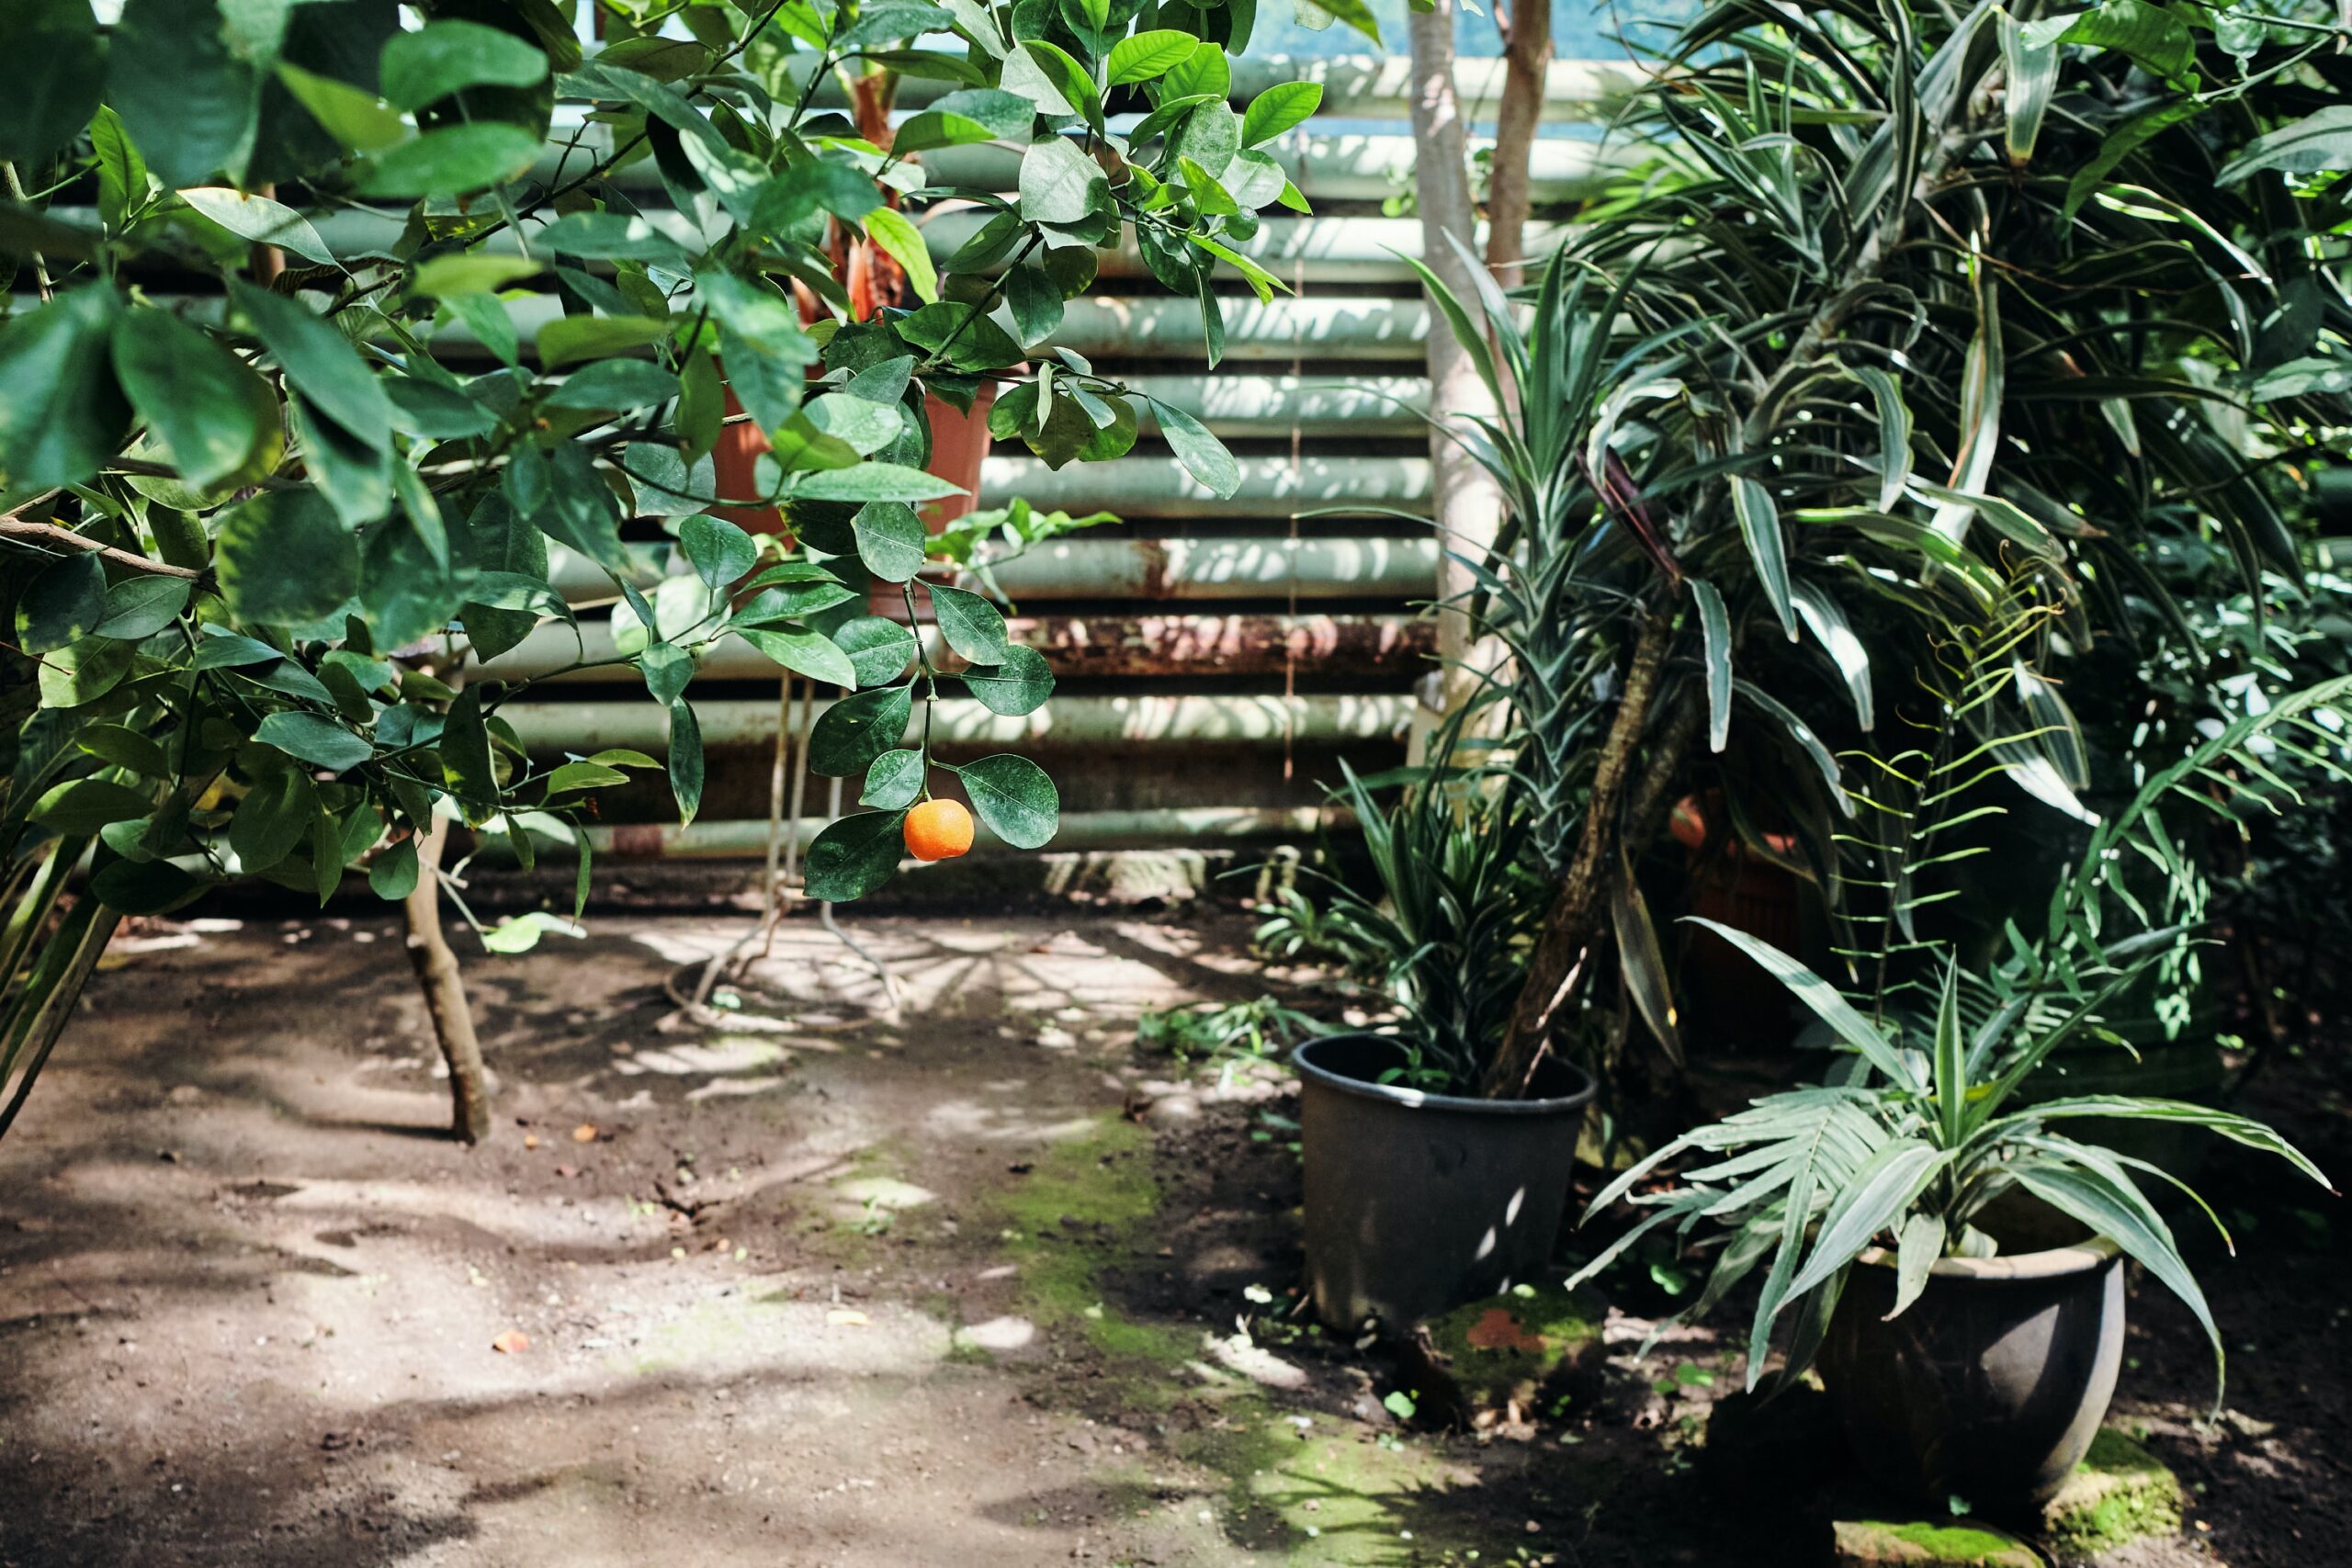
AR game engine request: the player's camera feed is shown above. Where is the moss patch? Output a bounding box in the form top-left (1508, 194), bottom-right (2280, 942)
top-left (1416, 1280), bottom-right (1602, 1418)
top-left (1169, 1411), bottom-right (1486, 1565)
top-left (1832, 1517), bottom-right (2040, 1566)
top-left (2040, 1427), bottom-right (2184, 1560)
top-left (986, 1116), bottom-right (1192, 1370)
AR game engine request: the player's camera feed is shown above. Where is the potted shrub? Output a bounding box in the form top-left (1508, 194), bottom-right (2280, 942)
top-left (1566, 674), bottom-right (2352, 1517)
top-left (1261, 761), bottom-right (1595, 1331)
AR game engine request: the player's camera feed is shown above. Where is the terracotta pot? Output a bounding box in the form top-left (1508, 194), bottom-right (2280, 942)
top-left (1293, 1033), bottom-right (1595, 1332)
top-left (706, 385), bottom-right (997, 542)
top-left (1819, 1237), bottom-right (2125, 1518)
top-left (1671, 793), bottom-right (1806, 1049)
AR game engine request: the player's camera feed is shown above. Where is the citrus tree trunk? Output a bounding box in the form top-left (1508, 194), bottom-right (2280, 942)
top-left (1407, 0), bottom-right (1508, 724)
top-left (401, 813), bottom-right (492, 1144)
top-left (1485, 0), bottom-right (1553, 288)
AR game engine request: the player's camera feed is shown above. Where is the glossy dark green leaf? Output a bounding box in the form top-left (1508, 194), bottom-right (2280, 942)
top-left (379, 19), bottom-right (548, 111)
top-left (803, 808), bottom-right (908, 902)
top-left (830, 615), bottom-right (918, 687)
top-left (960, 643), bottom-right (1054, 716)
top-left (667, 696), bottom-right (704, 826)
top-left (254, 711), bottom-right (372, 773)
top-left (954, 753), bottom-right (1057, 849)
top-left (1017, 134), bottom-right (1110, 224)
top-left (1147, 397), bottom-right (1238, 498)
top-left (925, 582), bottom-right (1008, 663)
top-left (109, 0), bottom-right (257, 187)
top-left (0, 0), bottom-right (102, 164)
top-left (31, 778), bottom-right (155, 836)
top-left (680, 513), bottom-right (759, 589)
top-left (0, 286), bottom-right (130, 491)
top-left (861, 748), bottom-right (926, 809)
top-left (640, 641), bottom-right (695, 706)
top-left (734, 626), bottom-right (858, 688)
top-left (368, 835), bottom-right (420, 900)
top-left (853, 501), bottom-right (929, 583)
top-left (90, 576), bottom-right (190, 640)
top-left (357, 122), bottom-right (544, 197)
top-left (214, 488), bottom-right (360, 627)
top-left (15, 555), bottom-right (106, 655)
top-left (110, 309), bottom-right (270, 490)
top-left (808, 683), bottom-right (913, 777)
top-left (229, 280), bottom-right (393, 449)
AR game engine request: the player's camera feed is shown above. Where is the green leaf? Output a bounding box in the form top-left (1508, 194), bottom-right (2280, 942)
top-left (668, 697), bottom-right (704, 826)
top-left (15, 555), bottom-right (106, 655)
top-left (90, 106), bottom-right (152, 229)
top-left (640, 641), bottom-right (695, 706)
top-left (215, 488), bottom-right (360, 627)
top-left (2216, 107), bottom-right (2352, 185)
top-left (1731, 477), bottom-right (1797, 641)
top-left (803, 809), bottom-right (909, 902)
top-left (1691, 579), bottom-right (1732, 753)
top-left (795, 464), bottom-right (965, 503)
top-left (1018, 40), bottom-right (1101, 130)
top-left (2060, 0), bottom-right (2192, 80)
top-left (77, 723), bottom-right (171, 778)
top-left (735, 626), bottom-right (858, 688)
top-left (1782, 1139), bottom-right (1947, 1300)
top-left (175, 186), bottom-right (337, 267)
top-left (90, 576), bottom-right (190, 640)
top-left (534, 212), bottom-right (692, 266)
top-left (275, 62), bottom-right (408, 153)
top-left (831, 615), bottom-right (918, 687)
top-left (91, 856), bottom-right (204, 916)
top-left (0, 0), bottom-right (102, 166)
top-left (0, 287), bottom-right (130, 491)
top-left (357, 123), bottom-right (544, 198)
top-left (680, 513), bottom-right (758, 589)
top-left (853, 501), bottom-right (929, 583)
top-left (536, 314), bottom-right (671, 368)
top-left (810, 683), bottom-right (913, 776)
top-left (229, 279), bottom-right (393, 450)
top-left (31, 778), bottom-right (156, 836)
top-left (1018, 135), bottom-right (1110, 224)
top-left (861, 749), bottom-right (926, 809)
top-left (863, 208), bottom-right (938, 305)
top-left (254, 711), bottom-right (373, 773)
top-left (1003, 265), bottom-right (1064, 347)
top-left (109, 0), bottom-right (258, 188)
top-left (926, 581), bottom-right (1008, 662)
top-left (955, 753), bottom-right (1057, 848)
top-left (1107, 29), bottom-right (1195, 85)
top-left (1889, 1213), bottom-right (1943, 1320)
top-left (2001, 1099), bottom-right (2332, 1190)
top-left (1160, 42), bottom-right (1229, 102)
top-left (369, 835), bottom-right (420, 900)
top-left (1240, 83), bottom-right (1320, 147)
top-left (1148, 397), bottom-right (1238, 497)
top-left (110, 309), bottom-right (270, 491)
top-left (38, 637), bottom-right (133, 707)
top-left (961, 644), bottom-right (1054, 716)
top-left (544, 358), bottom-right (680, 412)
top-left (441, 687), bottom-right (499, 807)
top-left (481, 911), bottom-right (586, 954)
top-left (379, 19), bottom-right (549, 111)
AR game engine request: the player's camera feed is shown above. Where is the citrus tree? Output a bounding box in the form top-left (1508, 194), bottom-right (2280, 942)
top-left (0, 0), bottom-right (1315, 1137)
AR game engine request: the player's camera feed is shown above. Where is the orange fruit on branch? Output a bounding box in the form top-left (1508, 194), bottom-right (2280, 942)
top-left (903, 798), bottom-right (974, 862)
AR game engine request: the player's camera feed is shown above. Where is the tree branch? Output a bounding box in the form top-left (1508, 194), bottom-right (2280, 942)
top-left (0, 519), bottom-right (209, 582)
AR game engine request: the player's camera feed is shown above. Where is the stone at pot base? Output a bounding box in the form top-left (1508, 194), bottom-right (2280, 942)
top-left (1394, 1280), bottom-right (1601, 1429)
top-left (1830, 1517), bottom-right (2041, 1567)
top-left (2038, 1429), bottom-right (2185, 1562)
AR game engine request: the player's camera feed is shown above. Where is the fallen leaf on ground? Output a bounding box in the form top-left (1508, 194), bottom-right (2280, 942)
top-left (1465, 1308), bottom-right (1544, 1353)
top-left (491, 1330), bottom-right (530, 1354)
top-left (571, 1124), bottom-right (598, 1143)
top-left (826, 1309), bottom-right (870, 1326)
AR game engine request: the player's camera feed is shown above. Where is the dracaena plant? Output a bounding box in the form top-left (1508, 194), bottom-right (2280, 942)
top-left (1566, 666), bottom-right (2352, 1397)
top-left (0, 0), bottom-right (1314, 1137)
top-left (1412, 0), bottom-right (2352, 1098)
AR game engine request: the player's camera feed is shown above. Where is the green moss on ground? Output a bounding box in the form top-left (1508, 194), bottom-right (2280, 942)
top-left (986, 1116), bottom-right (1193, 1370)
top-left (1170, 1410), bottom-right (1487, 1565)
top-left (1832, 1517), bottom-right (2040, 1566)
top-left (2040, 1428), bottom-right (2185, 1560)
top-left (1418, 1280), bottom-right (1603, 1415)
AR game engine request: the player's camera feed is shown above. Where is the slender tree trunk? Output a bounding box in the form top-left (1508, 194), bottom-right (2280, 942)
top-left (1480, 604), bottom-right (1693, 1096)
top-left (1407, 0), bottom-right (1508, 727)
top-left (402, 814), bottom-right (492, 1143)
top-left (1485, 0), bottom-right (1553, 288)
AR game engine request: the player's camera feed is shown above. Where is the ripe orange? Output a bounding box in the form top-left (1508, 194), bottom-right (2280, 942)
top-left (903, 798), bottom-right (974, 862)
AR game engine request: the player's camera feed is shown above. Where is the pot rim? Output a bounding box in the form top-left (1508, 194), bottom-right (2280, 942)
top-left (1853, 1234), bottom-right (2122, 1281)
top-left (1292, 1032), bottom-right (1597, 1117)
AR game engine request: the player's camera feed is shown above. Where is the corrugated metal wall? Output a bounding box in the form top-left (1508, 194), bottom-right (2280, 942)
top-left (481, 58), bottom-right (1631, 865)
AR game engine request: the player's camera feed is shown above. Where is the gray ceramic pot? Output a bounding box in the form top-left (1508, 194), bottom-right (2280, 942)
top-left (1820, 1236), bottom-right (2125, 1517)
top-left (1294, 1033), bottom-right (1595, 1332)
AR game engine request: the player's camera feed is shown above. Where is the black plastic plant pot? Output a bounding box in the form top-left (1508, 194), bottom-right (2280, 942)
top-left (1294, 1032), bottom-right (1596, 1332)
top-left (1819, 1237), bottom-right (2125, 1517)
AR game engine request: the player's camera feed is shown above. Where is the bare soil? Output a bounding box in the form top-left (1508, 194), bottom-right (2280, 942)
top-left (0, 904), bottom-right (2342, 1567)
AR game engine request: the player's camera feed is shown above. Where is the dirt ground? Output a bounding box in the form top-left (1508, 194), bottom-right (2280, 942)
top-left (0, 902), bottom-right (2343, 1567)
